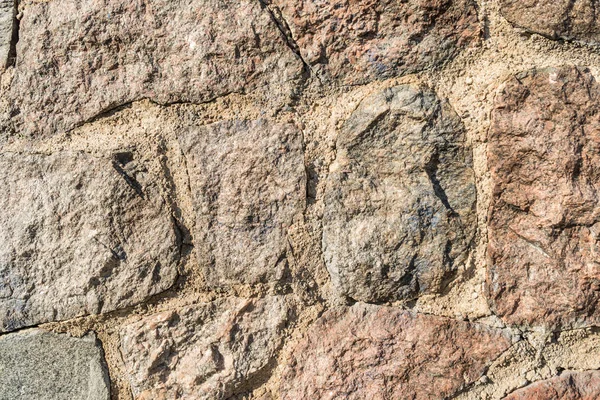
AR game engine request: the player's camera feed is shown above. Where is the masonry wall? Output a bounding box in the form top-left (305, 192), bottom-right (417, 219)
top-left (1, 1), bottom-right (600, 399)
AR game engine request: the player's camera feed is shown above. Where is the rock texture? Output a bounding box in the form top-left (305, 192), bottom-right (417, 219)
top-left (5, 0), bottom-right (600, 398)
top-left (488, 67), bottom-right (600, 327)
top-left (120, 296), bottom-right (291, 400)
top-left (503, 371), bottom-right (600, 400)
top-left (0, 329), bottom-right (110, 400)
top-left (178, 119), bottom-right (305, 289)
top-left (10, 0), bottom-right (303, 136)
top-left (280, 303), bottom-right (511, 400)
top-left (500, 0), bottom-right (600, 44)
top-left (0, 0), bottom-right (14, 68)
top-left (323, 85), bottom-right (476, 303)
top-left (271, 0), bottom-right (480, 85)
top-left (0, 151), bottom-right (179, 332)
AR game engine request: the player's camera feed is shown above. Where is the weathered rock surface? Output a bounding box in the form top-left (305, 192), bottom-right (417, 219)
top-left (4, 0), bottom-right (600, 396)
top-left (323, 85), bottom-right (476, 303)
top-left (0, 329), bottom-right (110, 400)
top-left (488, 66), bottom-right (600, 327)
top-left (500, 0), bottom-right (600, 44)
top-left (503, 370), bottom-right (600, 400)
top-left (0, 151), bottom-right (179, 332)
top-left (10, 0), bottom-right (303, 136)
top-left (279, 303), bottom-right (511, 400)
top-left (271, 0), bottom-right (479, 85)
top-left (178, 119), bottom-right (305, 288)
top-left (0, 0), bottom-right (14, 68)
top-left (120, 296), bottom-right (291, 400)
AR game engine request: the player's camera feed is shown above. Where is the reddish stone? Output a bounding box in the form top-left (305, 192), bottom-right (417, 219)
top-left (500, 0), bottom-right (600, 44)
top-left (503, 371), bottom-right (600, 400)
top-left (487, 66), bottom-right (600, 327)
top-left (279, 303), bottom-right (510, 400)
top-left (271, 0), bottom-right (480, 85)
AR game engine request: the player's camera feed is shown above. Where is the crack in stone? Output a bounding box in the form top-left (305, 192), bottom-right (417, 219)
top-left (111, 157), bottom-right (145, 199)
top-left (72, 94), bottom-right (229, 134)
top-left (562, 0), bottom-right (577, 39)
top-left (425, 153), bottom-right (459, 217)
top-left (66, 68), bottom-right (300, 134)
top-left (257, 0), bottom-right (321, 84)
top-left (6, 0), bottom-right (18, 68)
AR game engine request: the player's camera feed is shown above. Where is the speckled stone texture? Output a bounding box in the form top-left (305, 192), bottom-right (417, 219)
top-left (488, 66), bottom-right (600, 328)
top-left (0, 0), bottom-right (14, 68)
top-left (178, 119), bottom-right (306, 289)
top-left (120, 296), bottom-right (291, 400)
top-left (0, 329), bottom-right (110, 400)
top-left (10, 0), bottom-right (303, 136)
top-left (503, 371), bottom-right (600, 400)
top-left (323, 84), bottom-right (476, 303)
top-left (0, 150), bottom-right (179, 332)
top-left (279, 303), bottom-right (511, 400)
top-left (500, 0), bottom-right (600, 44)
top-left (3, 0), bottom-right (600, 399)
top-left (271, 0), bottom-right (480, 85)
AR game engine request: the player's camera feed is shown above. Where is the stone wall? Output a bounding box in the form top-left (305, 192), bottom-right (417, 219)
top-left (1, 0), bottom-right (600, 399)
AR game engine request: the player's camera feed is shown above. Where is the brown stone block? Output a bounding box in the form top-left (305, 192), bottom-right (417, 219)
top-left (11, 0), bottom-right (303, 136)
top-left (120, 296), bottom-right (291, 399)
top-left (272, 0), bottom-right (480, 85)
top-left (488, 66), bottom-right (600, 327)
top-left (0, 150), bottom-right (179, 332)
top-left (500, 0), bottom-right (600, 44)
top-left (503, 370), bottom-right (600, 400)
top-left (280, 303), bottom-right (510, 399)
top-left (178, 119), bottom-right (306, 289)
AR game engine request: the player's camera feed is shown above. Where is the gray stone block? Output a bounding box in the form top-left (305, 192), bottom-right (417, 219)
top-left (0, 329), bottom-right (110, 400)
top-left (323, 85), bottom-right (477, 302)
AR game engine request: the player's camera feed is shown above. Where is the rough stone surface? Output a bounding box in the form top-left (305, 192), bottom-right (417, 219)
top-left (488, 67), bottom-right (600, 327)
top-left (279, 303), bottom-right (511, 400)
top-left (0, 0), bottom-right (13, 68)
top-left (271, 0), bottom-right (480, 85)
top-left (500, 0), bottom-right (600, 44)
top-left (0, 329), bottom-right (110, 400)
top-left (178, 119), bottom-right (306, 288)
top-left (120, 296), bottom-right (290, 400)
top-left (323, 85), bottom-right (476, 303)
top-left (10, 0), bottom-right (303, 136)
top-left (0, 151), bottom-right (179, 332)
top-left (5, 0), bottom-right (600, 397)
top-left (503, 371), bottom-right (600, 400)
